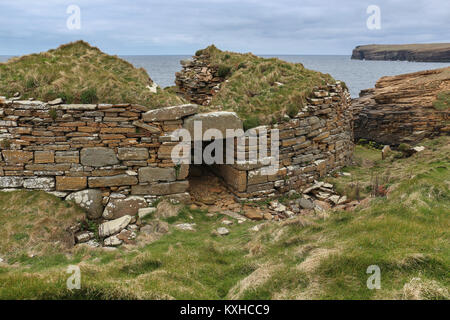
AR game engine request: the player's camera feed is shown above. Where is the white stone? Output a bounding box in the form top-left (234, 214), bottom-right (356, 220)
top-left (76, 231), bottom-right (94, 243)
top-left (23, 177), bottom-right (55, 190)
top-left (46, 191), bottom-right (69, 198)
top-left (104, 235), bottom-right (122, 247)
top-left (138, 207), bottom-right (156, 219)
top-left (222, 220), bottom-right (233, 226)
top-left (217, 227), bottom-right (230, 236)
top-left (328, 195), bottom-right (340, 205)
top-left (174, 223), bottom-right (196, 231)
top-left (85, 239), bottom-right (100, 248)
top-left (413, 146), bottom-right (425, 152)
top-left (0, 177), bottom-right (24, 188)
top-left (337, 196), bottom-right (348, 205)
top-left (98, 215), bottom-right (132, 237)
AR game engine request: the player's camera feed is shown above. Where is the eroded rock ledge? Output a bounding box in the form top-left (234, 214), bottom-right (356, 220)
top-left (353, 67), bottom-right (450, 145)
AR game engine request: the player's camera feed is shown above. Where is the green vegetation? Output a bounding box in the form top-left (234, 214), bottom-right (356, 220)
top-left (0, 137), bottom-right (449, 299)
top-left (0, 41), bottom-right (185, 109)
top-left (433, 91), bottom-right (450, 110)
top-left (198, 45), bottom-right (334, 126)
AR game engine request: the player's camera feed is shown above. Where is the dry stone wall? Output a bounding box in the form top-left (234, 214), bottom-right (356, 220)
top-left (175, 56), bottom-right (223, 106)
top-left (207, 83), bottom-right (354, 200)
top-left (0, 100), bottom-right (196, 219)
top-left (0, 82), bottom-right (353, 211)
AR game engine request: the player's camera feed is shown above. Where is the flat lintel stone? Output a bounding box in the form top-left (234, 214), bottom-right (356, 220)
top-left (142, 104), bottom-right (198, 122)
top-left (183, 111), bottom-right (243, 141)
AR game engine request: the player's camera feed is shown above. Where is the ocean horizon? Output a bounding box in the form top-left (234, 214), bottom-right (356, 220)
top-left (1, 54), bottom-right (449, 98)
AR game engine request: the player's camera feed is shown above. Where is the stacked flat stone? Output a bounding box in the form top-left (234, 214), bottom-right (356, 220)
top-left (175, 55), bottom-right (223, 106)
top-left (0, 86), bottom-right (353, 206)
top-left (353, 67), bottom-right (450, 145)
top-left (0, 101), bottom-right (197, 211)
top-left (208, 82), bottom-right (354, 200)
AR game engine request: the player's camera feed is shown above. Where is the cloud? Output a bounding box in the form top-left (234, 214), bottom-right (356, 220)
top-left (0, 0), bottom-right (448, 55)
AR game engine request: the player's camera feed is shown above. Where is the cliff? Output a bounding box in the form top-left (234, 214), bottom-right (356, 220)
top-left (353, 67), bottom-right (450, 145)
top-left (351, 43), bottom-right (450, 62)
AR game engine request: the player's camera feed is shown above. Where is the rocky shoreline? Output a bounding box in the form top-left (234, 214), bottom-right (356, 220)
top-left (352, 67), bottom-right (450, 145)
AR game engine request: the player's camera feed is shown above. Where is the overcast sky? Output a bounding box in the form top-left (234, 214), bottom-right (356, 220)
top-left (0, 0), bottom-right (449, 55)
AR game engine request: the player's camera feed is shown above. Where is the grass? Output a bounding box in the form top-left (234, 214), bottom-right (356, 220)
top-left (196, 45), bottom-right (335, 127)
top-left (433, 91), bottom-right (450, 110)
top-left (0, 191), bottom-right (85, 263)
top-left (0, 137), bottom-right (448, 299)
top-left (0, 40), bottom-right (185, 109)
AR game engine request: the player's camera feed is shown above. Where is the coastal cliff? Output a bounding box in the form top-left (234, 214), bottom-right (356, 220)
top-left (351, 43), bottom-right (450, 62)
top-left (353, 67), bottom-right (450, 145)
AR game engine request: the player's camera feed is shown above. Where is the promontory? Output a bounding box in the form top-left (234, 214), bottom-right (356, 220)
top-left (351, 43), bottom-right (450, 62)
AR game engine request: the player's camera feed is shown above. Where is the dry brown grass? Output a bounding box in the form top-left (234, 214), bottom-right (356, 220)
top-left (0, 191), bottom-right (85, 260)
top-left (0, 40), bottom-right (185, 109)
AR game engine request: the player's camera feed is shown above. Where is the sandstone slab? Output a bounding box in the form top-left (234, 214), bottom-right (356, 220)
top-left (66, 189), bottom-right (103, 219)
top-left (131, 181), bottom-right (189, 195)
top-left (2, 150), bottom-right (33, 164)
top-left (117, 148), bottom-right (149, 161)
top-left (80, 147), bottom-right (119, 167)
top-left (139, 167), bottom-right (176, 183)
top-left (56, 176), bottom-right (87, 191)
top-left (98, 215), bottom-right (132, 237)
top-left (88, 174), bottom-right (138, 188)
top-left (103, 196), bottom-right (148, 220)
top-left (143, 104), bottom-right (198, 122)
top-left (24, 177), bottom-right (55, 190)
top-left (183, 111), bottom-right (243, 141)
top-left (0, 177), bottom-right (24, 188)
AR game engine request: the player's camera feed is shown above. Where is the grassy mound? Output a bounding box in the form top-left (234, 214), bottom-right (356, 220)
top-left (197, 45), bottom-right (335, 127)
top-left (0, 41), bottom-right (184, 108)
top-left (0, 137), bottom-right (448, 299)
top-left (0, 191), bottom-right (85, 263)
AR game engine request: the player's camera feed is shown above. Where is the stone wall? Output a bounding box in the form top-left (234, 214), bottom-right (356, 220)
top-left (175, 55), bottom-right (224, 106)
top-left (0, 100), bottom-right (197, 219)
top-left (205, 83), bottom-right (354, 200)
top-left (0, 83), bottom-right (354, 211)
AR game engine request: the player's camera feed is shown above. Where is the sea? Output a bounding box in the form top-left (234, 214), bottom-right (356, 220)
top-left (1, 55), bottom-right (449, 98)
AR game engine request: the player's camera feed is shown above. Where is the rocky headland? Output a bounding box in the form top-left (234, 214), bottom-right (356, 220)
top-left (353, 67), bottom-right (450, 145)
top-left (351, 43), bottom-right (450, 62)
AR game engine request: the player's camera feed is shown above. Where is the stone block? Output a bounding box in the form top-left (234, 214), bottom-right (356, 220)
top-left (34, 151), bottom-right (54, 164)
top-left (2, 150), bottom-right (33, 164)
top-left (80, 147), bottom-right (119, 167)
top-left (139, 167), bottom-right (176, 183)
top-left (55, 151), bottom-right (79, 163)
top-left (103, 196), bottom-right (148, 220)
top-left (131, 180), bottom-right (189, 195)
top-left (88, 174), bottom-right (138, 188)
top-left (117, 147), bottom-right (149, 161)
top-left (143, 104), bottom-right (198, 121)
top-left (66, 189), bottom-right (103, 219)
top-left (56, 176), bottom-right (87, 191)
top-left (23, 177), bottom-right (55, 189)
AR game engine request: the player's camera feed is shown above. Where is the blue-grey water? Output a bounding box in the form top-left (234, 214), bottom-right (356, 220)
top-left (1, 55), bottom-right (449, 97)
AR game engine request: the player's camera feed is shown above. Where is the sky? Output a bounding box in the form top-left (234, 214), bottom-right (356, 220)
top-left (0, 0), bottom-right (449, 56)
